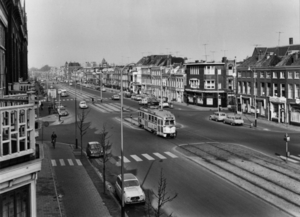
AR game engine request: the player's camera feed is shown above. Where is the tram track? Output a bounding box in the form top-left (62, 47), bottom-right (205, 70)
top-left (156, 125), bottom-right (300, 216)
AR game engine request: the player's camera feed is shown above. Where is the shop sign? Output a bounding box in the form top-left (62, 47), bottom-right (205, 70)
top-left (207, 98), bottom-right (213, 105)
top-left (269, 96), bottom-right (286, 103)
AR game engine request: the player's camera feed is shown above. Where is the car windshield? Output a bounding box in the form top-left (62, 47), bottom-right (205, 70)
top-left (124, 180), bottom-right (139, 187)
top-left (235, 117), bottom-right (242, 120)
top-left (60, 108), bottom-right (66, 111)
top-left (89, 144), bottom-right (100, 149)
top-left (80, 101), bottom-right (86, 104)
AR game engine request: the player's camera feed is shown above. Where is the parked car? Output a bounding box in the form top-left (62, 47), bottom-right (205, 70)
top-left (79, 101), bottom-right (88, 109)
top-left (101, 87), bottom-right (106, 92)
top-left (111, 94), bottom-right (120, 100)
top-left (134, 95), bottom-right (142, 101)
top-left (159, 102), bottom-right (170, 108)
top-left (223, 115), bottom-right (244, 126)
top-left (58, 107), bottom-right (68, 116)
top-left (209, 112), bottom-right (227, 122)
top-left (86, 141), bottom-right (103, 158)
top-left (131, 94), bottom-right (137, 100)
top-left (58, 89), bottom-right (62, 95)
top-left (115, 173), bottom-right (145, 204)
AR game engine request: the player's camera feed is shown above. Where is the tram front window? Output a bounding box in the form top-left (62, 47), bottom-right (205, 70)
top-left (165, 120), bottom-right (175, 125)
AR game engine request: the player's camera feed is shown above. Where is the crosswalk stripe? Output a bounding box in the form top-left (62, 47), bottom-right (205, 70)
top-left (51, 160), bottom-right (57, 166)
top-left (94, 104), bottom-right (109, 113)
top-left (153, 153), bottom-right (166, 159)
top-left (103, 104), bottom-right (119, 111)
top-left (290, 155), bottom-right (300, 161)
top-left (131, 155), bottom-right (143, 162)
top-left (76, 159), bottom-right (82, 166)
top-left (119, 156), bottom-right (130, 163)
top-left (68, 159), bottom-right (74, 166)
top-left (278, 155), bottom-right (298, 163)
top-left (142, 154), bottom-right (155, 160)
top-left (59, 159), bottom-right (65, 166)
top-left (164, 152), bottom-right (178, 158)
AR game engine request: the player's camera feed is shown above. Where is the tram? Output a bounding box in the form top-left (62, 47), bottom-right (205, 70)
top-left (138, 107), bottom-right (177, 138)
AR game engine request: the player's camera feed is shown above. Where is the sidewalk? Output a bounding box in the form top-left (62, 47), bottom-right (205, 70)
top-left (36, 142), bottom-right (112, 217)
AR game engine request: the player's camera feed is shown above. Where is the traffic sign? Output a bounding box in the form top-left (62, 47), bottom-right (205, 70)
top-left (43, 121), bottom-right (49, 127)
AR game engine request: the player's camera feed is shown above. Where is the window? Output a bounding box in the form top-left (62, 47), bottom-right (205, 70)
top-left (189, 79), bottom-right (200, 88)
top-left (273, 83), bottom-right (278, 96)
top-left (204, 80), bottom-right (215, 89)
top-left (260, 72), bottom-right (264, 78)
top-left (295, 72), bottom-right (300, 79)
top-left (266, 83), bottom-right (271, 96)
top-left (280, 72), bottom-right (285, 79)
top-left (273, 72), bottom-right (277, 78)
top-left (266, 72), bottom-right (271, 78)
top-left (247, 82), bottom-right (251, 94)
top-left (238, 72), bottom-right (241, 78)
top-left (295, 84), bottom-right (299, 98)
top-left (281, 84), bottom-right (286, 97)
top-left (288, 84), bottom-right (293, 99)
top-left (288, 72), bottom-right (293, 79)
top-left (260, 83), bottom-right (265, 96)
top-left (254, 72), bottom-right (257, 78)
top-left (238, 82), bottom-right (241, 93)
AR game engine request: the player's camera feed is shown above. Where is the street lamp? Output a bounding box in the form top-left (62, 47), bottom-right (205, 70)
top-left (120, 63), bottom-right (135, 217)
top-left (74, 69), bottom-right (78, 149)
top-left (248, 66), bottom-right (257, 127)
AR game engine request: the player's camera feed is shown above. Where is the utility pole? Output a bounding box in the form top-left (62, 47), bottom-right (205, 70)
top-left (203, 44), bottom-right (208, 61)
top-left (221, 50), bottom-right (227, 57)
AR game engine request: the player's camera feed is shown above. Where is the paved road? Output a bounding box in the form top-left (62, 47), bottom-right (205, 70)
top-left (48, 83), bottom-right (296, 217)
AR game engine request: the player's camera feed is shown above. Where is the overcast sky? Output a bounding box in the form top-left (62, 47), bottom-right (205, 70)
top-left (27, 0), bottom-right (299, 68)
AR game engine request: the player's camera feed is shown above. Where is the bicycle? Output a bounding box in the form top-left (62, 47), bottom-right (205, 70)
top-left (52, 139), bottom-right (56, 149)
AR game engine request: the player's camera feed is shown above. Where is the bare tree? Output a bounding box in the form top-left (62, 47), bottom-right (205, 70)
top-left (77, 108), bottom-right (90, 155)
top-left (99, 124), bottom-right (112, 194)
top-left (146, 168), bottom-right (178, 217)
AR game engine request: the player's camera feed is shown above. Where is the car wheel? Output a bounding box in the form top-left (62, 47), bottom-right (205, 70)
top-left (231, 122), bottom-right (234, 126)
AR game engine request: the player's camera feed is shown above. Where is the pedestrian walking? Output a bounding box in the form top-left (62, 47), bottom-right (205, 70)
top-left (51, 132), bottom-right (57, 148)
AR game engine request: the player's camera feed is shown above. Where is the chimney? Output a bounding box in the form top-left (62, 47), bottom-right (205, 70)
top-left (222, 57), bottom-right (227, 63)
top-left (289, 37), bottom-right (293, 45)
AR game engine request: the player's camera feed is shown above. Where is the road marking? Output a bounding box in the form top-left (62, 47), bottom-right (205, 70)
top-left (76, 159), bottom-right (82, 166)
top-left (131, 155), bottom-right (143, 162)
top-left (153, 153), bottom-right (166, 159)
top-left (164, 152), bottom-right (178, 158)
top-left (68, 159), bottom-right (74, 166)
top-left (59, 159), bottom-right (65, 166)
top-left (119, 156), bottom-right (130, 163)
top-left (142, 154), bottom-right (155, 160)
top-left (290, 155), bottom-right (300, 161)
top-left (51, 160), bottom-right (57, 166)
top-left (278, 155), bottom-right (298, 163)
top-left (94, 104), bottom-right (108, 113)
top-left (103, 104), bottom-right (120, 112)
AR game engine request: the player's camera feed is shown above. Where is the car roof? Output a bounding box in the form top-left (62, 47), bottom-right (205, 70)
top-left (80, 101), bottom-right (86, 103)
top-left (215, 112), bottom-right (226, 115)
top-left (88, 141), bottom-right (99, 145)
top-left (118, 173), bottom-right (138, 181)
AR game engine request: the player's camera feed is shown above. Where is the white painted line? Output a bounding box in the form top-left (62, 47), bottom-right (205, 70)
top-left (76, 159), bottom-right (82, 166)
top-left (279, 155), bottom-right (299, 163)
top-left (142, 154), bottom-right (155, 160)
top-left (131, 155), bottom-right (143, 162)
top-left (94, 104), bottom-right (108, 113)
top-left (164, 152), bottom-right (178, 158)
top-left (51, 160), bottom-right (57, 166)
top-left (290, 155), bottom-right (300, 161)
top-left (104, 104), bottom-right (120, 111)
top-left (68, 159), bottom-right (74, 166)
top-left (59, 159), bottom-right (65, 166)
top-left (119, 156), bottom-right (130, 163)
top-left (153, 153), bottom-right (166, 159)
top-left (95, 158), bottom-right (102, 165)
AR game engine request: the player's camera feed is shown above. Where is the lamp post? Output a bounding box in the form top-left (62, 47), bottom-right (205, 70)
top-left (160, 67), bottom-right (163, 110)
top-left (74, 69), bottom-right (78, 149)
top-left (120, 63), bottom-right (135, 217)
top-left (249, 66), bottom-right (257, 127)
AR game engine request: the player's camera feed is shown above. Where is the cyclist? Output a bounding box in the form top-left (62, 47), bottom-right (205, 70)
top-left (51, 132), bottom-right (57, 148)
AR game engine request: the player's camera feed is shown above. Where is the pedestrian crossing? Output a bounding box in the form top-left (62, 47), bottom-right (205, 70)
top-left (51, 159), bottom-right (82, 167)
top-left (277, 154), bottom-right (300, 164)
top-left (115, 151), bottom-right (179, 166)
